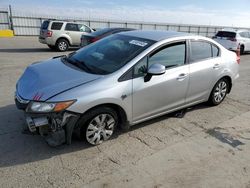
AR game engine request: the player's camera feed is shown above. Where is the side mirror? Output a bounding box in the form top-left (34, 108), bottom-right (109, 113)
top-left (148, 63), bottom-right (166, 75)
top-left (144, 64), bottom-right (165, 82)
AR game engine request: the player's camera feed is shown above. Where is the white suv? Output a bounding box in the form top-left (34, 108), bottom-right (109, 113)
top-left (39, 20), bottom-right (94, 51)
top-left (213, 29), bottom-right (250, 54)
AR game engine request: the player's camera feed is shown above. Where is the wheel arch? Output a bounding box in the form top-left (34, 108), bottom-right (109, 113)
top-left (76, 103), bottom-right (128, 130)
top-left (221, 75), bottom-right (232, 93)
top-left (56, 36), bottom-right (71, 46)
top-left (240, 44), bottom-right (245, 55)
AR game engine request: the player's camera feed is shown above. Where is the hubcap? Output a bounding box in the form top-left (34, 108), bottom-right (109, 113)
top-left (86, 114), bottom-right (115, 145)
top-left (59, 41), bottom-right (67, 51)
top-left (214, 81), bottom-right (227, 103)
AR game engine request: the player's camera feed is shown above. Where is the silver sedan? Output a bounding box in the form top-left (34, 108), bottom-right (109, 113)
top-left (15, 30), bottom-right (239, 146)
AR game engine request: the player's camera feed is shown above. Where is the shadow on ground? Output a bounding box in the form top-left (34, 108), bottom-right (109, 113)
top-left (0, 103), bottom-right (210, 168)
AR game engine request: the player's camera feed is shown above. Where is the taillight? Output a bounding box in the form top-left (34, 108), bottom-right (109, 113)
top-left (90, 37), bottom-right (99, 43)
top-left (46, 31), bottom-right (53, 37)
top-left (229, 37), bottom-right (237, 42)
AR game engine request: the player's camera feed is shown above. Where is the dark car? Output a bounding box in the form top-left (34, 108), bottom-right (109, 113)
top-left (80, 27), bottom-right (135, 47)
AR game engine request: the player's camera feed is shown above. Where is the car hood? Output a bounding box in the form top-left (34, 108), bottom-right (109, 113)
top-left (17, 58), bottom-right (101, 101)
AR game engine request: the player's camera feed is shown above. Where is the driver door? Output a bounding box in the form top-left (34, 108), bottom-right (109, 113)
top-left (132, 41), bottom-right (189, 123)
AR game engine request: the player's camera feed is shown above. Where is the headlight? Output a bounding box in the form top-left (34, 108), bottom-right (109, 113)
top-left (27, 100), bottom-right (75, 113)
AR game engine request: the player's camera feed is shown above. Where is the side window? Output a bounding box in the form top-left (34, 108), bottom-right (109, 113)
top-left (239, 32), bottom-right (250, 38)
top-left (239, 32), bottom-right (245, 38)
top-left (78, 24), bottom-right (91, 33)
top-left (190, 41), bottom-right (212, 62)
top-left (148, 42), bottom-right (186, 68)
top-left (65, 23), bottom-right (79, 31)
top-left (212, 45), bottom-right (219, 57)
top-left (51, 22), bottom-right (63, 30)
top-left (133, 57), bottom-right (148, 78)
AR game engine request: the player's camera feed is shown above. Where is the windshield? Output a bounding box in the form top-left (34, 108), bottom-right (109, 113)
top-left (67, 34), bottom-right (154, 75)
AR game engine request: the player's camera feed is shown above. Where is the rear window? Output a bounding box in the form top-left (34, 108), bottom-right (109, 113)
top-left (216, 31), bottom-right (236, 38)
top-left (51, 22), bottom-right (63, 30)
top-left (41, 21), bottom-right (49, 30)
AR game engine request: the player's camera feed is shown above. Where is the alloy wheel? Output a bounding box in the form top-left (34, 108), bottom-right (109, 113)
top-left (58, 41), bottom-right (67, 51)
top-left (213, 81), bottom-right (227, 103)
top-left (86, 113), bottom-right (115, 145)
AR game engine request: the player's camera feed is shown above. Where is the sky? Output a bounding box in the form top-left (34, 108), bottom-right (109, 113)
top-left (0, 0), bottom-right (250, 27)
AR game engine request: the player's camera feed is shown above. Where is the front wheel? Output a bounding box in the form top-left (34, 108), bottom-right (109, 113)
top-left (208, 78), bottom-right (229, 106)
top-left (78, 107), bottom-right (118, 145)
top-left (240, 45), bottom-right (244, 55)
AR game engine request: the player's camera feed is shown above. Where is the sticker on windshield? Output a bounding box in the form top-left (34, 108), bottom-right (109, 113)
top-left (129, 40), bottom-right (148, 47)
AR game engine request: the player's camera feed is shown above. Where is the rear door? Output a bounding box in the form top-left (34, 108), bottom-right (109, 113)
top-left (239, 32), bottom-right (250, 51)
top-left (65, 23), bottom-right (83, 45)
top-left (186, 40), bottom-right (221, 104)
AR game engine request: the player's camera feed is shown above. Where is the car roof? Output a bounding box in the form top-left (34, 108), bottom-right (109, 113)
top-left (46, 20), bottom-right (87, 25)
top-left (121, 30), bottom-right (193, 41)
top-left (105, 27), bottom-right (134, 31)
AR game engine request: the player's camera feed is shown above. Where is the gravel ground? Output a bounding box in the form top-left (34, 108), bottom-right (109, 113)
top-left (0, 37), bottom-right (250, 188)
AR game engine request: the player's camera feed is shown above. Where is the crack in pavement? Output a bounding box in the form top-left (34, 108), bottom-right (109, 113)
top-left (107, 157), bottom-right (121, 166)
top-left (58, 155), bottom-right (84, 184)
top-left (140, 129), bottom-right (164, 143)
top-left (128, 133), bottom-right (152, 148)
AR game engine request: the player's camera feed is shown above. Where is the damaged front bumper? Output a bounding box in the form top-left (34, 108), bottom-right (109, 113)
top-left (24, 111), bottom-right (80, 147)
top-left (15, 92), bottom-right (80, 146)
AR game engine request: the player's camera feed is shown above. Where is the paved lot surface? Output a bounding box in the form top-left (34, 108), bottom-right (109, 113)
top-left (0, 37), bottom-right (250, 188)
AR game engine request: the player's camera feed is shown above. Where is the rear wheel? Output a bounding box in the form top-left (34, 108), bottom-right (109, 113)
top-left (56, 39), bottom-right (69, 52)
top-left (208, 78), bottom-right (229, 106)
top-left (240, 45), bottom-right (244, 55)
top-left (77, 107), bottom-right (118, 145)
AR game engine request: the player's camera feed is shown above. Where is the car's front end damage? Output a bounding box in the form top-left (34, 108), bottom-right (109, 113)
top-left (14, 57), bottom-right (103, 146)
top-left (15, 93), bottom-right (80, 146)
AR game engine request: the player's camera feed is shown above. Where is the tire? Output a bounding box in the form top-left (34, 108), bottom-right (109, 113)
top-left (208, 78), bottom-right (229, 106)
top-left (56, 39), bottom-right (69, 52)
top-left (240, 45), bottom-right (244, 55)
top-left (47, 45), bottom-right (56, 50)
top-left (77, 107), bottom-right (118, 145)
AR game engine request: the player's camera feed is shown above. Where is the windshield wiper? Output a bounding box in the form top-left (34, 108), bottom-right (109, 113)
top-left (62, 56), bottom-right (93, 73)
top-left (72, 59), bottom-right (93, 73)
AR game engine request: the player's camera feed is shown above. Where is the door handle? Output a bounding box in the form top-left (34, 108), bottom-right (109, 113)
top-left (177, 73), bottom-right (188, 81)
top-left (213, 64), bottom-right (220, 69)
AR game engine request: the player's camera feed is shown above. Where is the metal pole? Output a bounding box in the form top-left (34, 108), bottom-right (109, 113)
top-left (8, 5), bottom-right (14, 34)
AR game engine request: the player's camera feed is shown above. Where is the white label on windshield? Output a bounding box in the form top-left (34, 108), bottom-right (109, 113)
top-left (129, 40), bottom-right (148, 47)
